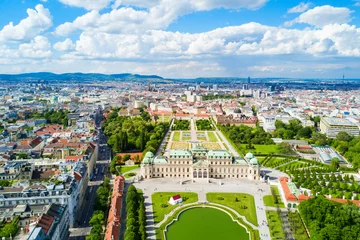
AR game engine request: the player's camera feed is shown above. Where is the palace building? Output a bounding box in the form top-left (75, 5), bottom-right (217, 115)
top-left (140, 147), bottom-right (260, 181)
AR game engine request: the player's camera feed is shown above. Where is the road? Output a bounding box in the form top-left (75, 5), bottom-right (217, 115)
top-left (69, 107), bottom-right (111, 240)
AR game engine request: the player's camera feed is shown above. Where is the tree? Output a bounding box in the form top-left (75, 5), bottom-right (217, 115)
top-left (331, 158), bottom-right (340, 170)
top-left (336, 132), bottom-right (352, 142)
top-left (297, 127), bottom-right (313, 139)
top-left (277, 142), bottom-right (294, 155)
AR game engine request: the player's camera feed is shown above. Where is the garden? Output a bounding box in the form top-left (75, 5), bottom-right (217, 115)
top-left (266, 211), bottom-right (285, 239)
top-left (206, 192), bottom-right (258, 226)
top-left (151, 192), bottom-right (198, 224)
top-left (171, 119), bottom-right (190, 130)
top-left (171, 142), bottom-right (190, 150)
top-left (207, 131), bottom-right (218, 142)
top-left (202, 142), bottom-right (222, 150)
top-left (263, 186), bottom-right (285, 208)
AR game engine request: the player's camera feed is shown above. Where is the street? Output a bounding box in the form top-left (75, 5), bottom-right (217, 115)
top-left (69, 107), bottom-right (111, 240)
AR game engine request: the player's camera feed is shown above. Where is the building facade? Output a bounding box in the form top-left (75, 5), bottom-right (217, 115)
top-left (320, 117), bottom-right (360, 138)
top-left (140, 149), bottom-right (260, 181)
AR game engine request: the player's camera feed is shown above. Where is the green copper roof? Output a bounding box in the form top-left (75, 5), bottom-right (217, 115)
top-left (145, 152), bottom-right (155, 158)
top-left (153, 156), bottom-right (168, 164)
top-left (169, 149), bottom-right (192, 157)
top-left (207, 150), bottom-right (232, 157)
top-left (245, 152), bottom-right (254, 159)
top-left (250, 158), bottom-right (259, 165)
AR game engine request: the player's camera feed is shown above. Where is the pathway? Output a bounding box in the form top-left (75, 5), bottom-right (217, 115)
top-left (134, 179), bottom-right (272, 240)
top-left (190, 118), bottom-right (197, 148)
top-left (155, 118), bottom-right (174, 156)
top-left (216, 129), bottom-right (240, 157)
top-left (142, 188), bottom-right (156, 240)
top-left (213, 130), bottom-right (227, 150)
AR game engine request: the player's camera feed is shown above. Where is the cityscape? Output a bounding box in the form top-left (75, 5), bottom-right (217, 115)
top-left (1, 1), bottom-right (360, 240)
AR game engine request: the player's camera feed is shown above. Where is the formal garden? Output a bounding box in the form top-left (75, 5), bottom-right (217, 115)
top-left (170, 142), bottom-right (190, 150)
top-left (207, 131), bottom-right (218, 142)
top-left (202, 142), bottom-right (222, 150)
top-left (206, 193), bottom-right (258, 226)
top-left (151, 192), bottom-right (198, 224)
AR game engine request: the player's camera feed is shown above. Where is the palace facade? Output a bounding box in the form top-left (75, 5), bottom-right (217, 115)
top-left (140, 147), bottom-right (260, 181)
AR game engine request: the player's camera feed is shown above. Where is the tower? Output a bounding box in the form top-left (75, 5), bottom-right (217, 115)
top-left (247, 76), bottom-right (251, 84)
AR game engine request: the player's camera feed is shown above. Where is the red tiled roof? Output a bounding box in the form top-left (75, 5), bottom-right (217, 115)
top-left (105, 176), bottom-right (125, 240)
top-left (172, 194), bottom-right (181, 200)
top-left (280, 177), bottom-right (297, 201)
top-left (37, 214), bottom-right (54, 234)
top-left (329, 198), bottom-right (360, 207)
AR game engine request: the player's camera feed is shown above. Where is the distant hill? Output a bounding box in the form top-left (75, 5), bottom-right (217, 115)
top-left (0, 72), bottom-right (163, 81)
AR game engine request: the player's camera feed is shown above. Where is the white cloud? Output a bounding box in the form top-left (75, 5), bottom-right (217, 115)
top-left (53, 38), bottom-right (75, 51)
top-left (354, 1), bottom-right (360, 7)
top-left (18, 36), bottom-right (51, 58)
top-left (287, 2), bottom-right (311, 13)
top-left (285, 5), bottom-right (352, 27)
top-left (0, 4), bottom-right (52, 42)
top-left (55, 0), bottom-right (268, 36)
top-left (40, 0), bottom-right (48, 2)
top-left (58, 0), bottom-right (112, 11)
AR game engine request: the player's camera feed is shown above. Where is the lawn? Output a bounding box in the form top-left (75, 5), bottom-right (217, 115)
top-left (207, 132), bottom-right (218, 142)
top-left (172, 132), bottom-right (180, 141)
top-left (124, 172), bottom-right (137, 178)
top-left (152, 192), bottom-right (198, 224)
top-left (118, 165), bottom-right (139, 174)
top-left (206, 192), bottom-right (258, 226)
top-left (196, 132), bottom-right (207, 141)
top-left (288, 211), bottom-right (309, 239)
top-left (182, 132), bottom-right (191, 141)
top-left (266, 211), bottom-right (285, 239)
top-left (166, 207), bottom-right (249, 240)
top-left (240, 144), bottom-right (279, 154)
top-left (263, 186), bottom-right (285, 208)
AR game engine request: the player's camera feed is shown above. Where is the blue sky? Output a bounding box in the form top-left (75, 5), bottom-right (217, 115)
top-left (0, 0), bottom-right (360, 78)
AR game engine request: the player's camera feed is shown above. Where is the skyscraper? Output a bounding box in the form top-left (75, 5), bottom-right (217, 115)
top-left (247, 76), bottom-right (251, 84)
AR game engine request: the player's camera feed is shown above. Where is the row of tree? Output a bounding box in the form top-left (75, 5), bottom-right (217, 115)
top-left (0, 217), bottom-right (19, 238)
top-left (195, 119), bottom-right (214, 130)
top-left (298, 196), bottom-right (360, 240)
top-left (171, 119), bottom-right (190, 130)
top-left (125, 185), bottom-right (146, 240)
top-left (86, 178), bottom-right (111, 240)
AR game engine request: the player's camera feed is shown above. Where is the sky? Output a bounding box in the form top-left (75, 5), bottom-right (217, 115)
top-left (0, 0), bottom-right (360, 78)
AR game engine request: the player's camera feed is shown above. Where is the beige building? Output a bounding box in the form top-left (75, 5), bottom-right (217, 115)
top-left (320, 117), bottom-right (360, 138)
top-left (140, 147), bottom-right (260, 181)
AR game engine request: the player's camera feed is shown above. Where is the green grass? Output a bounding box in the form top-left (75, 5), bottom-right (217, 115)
top-left (288, 211), bottom-right (309, 240)
top-left (206, 192), bottom-right (258, 226)
top-left (240, 144), bottom-right (279, 154)
top-left (124, 172), bottom-right (137, 178)
top-left (152, 192), bottom-right (198, 224)
top-left (266, 211), bottom-right (285, 239)
top-left (263, 186), bottom-right (285, 208)
top-left (196, 132), bottom-right (207, 141)
top-left (166, 207), bottom-right (249, 240)
top-left (118, 165), bottom-right (139, 174)
top-left (207, 131), bottom-right (218, 142)
top-left (172, 132), bottom-right (180, 141)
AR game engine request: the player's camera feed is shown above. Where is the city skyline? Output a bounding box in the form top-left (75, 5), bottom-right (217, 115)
top-left (0, 0), bottom-right (360, 78)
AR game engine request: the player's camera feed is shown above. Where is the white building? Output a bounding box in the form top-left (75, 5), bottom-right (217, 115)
top-left (320, 117), bottom-right (360, 138)
top-left (140, 149), bottom-right (260, 181)
top-left (169, 195), bottom-right (183, 205)
top-left (0, 162), bottom-right (88, 227)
